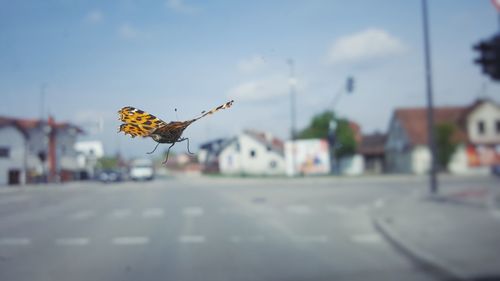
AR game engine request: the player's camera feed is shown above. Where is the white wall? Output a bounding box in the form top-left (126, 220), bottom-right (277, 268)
top-left (338, 154), bottom-right (364, 176)
top-left (219, 134), bottom-right (285, 176)
top-left (219, 141), bottom-right (242, 174)
top-left (0, 126), bottom-right (26, 185)
top-left (411, 145), bottom-right (431, 175)
top-left (285, 139), bottom-right (330, 176)
top-left (467, 102), bottom-right (500, 144)
top-left (56, 129), bottom-right (80, 171)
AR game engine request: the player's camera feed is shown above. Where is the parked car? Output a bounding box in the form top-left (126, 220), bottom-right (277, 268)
top-left (129, 158), bottom-right (154, 181)
top-left (492, 165), bottom-right (500, 177)
top-left (97, 169), bottom-right (122, 183)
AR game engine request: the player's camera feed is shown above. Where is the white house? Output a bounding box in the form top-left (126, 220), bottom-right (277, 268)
top-left (0, 119), bottom-right (27, 185)
top-left (385, 99), bottom-right (500, 175)
top-left (75, 140), bottom-right (104, 179)
top-left (219, 130), bottom-right (286, 176)
top-left (0, 116), bottom-right (83, 185)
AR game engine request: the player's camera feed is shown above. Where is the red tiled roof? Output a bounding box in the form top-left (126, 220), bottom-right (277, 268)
top-left (359, 133), bottom-right (387, 156)
top-left (244, 130), bottom-right (284, 155)
top-left (0, 116), bottom-right (83, 134)
top-left (348, 121), bottom-right (362, 144)
top-left (394, 106), bottom-right (468, 146)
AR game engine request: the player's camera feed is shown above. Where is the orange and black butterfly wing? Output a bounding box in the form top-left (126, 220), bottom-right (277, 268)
top-left (118, 106), bottom-right (167, 138)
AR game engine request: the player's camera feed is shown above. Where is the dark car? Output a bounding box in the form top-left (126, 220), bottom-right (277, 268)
top-left (97, 169), bottom-right (122, 183)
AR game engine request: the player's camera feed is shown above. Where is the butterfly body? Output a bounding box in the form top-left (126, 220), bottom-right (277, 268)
top-left (118, 100), bottom-right (234, 163)
top-left (150, 121), bottom-right (193, 143)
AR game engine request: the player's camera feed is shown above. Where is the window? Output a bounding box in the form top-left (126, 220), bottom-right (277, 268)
top-left (249, 149), bottom-right (256, 158)
top-left (477, 121), bottom-right (485, 135)
top-left (496, 120), bottom-right (500, 134)
top-left (0, 147), bottom-right (10, 158)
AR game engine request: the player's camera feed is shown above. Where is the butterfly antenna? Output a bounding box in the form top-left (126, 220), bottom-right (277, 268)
top-left (162, 142), bottom-right (176, 165)
top-left (146, 142), bottom-right (160, 154)
top-left (175, 108), bottom-right (178, 121)
top-left (190, 100), bottom-right (234, 123)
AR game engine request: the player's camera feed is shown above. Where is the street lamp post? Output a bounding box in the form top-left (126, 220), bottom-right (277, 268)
top-left (421, 0), bottom-right (438, 194)
top-left (287, 59), bottom-right (297, 176)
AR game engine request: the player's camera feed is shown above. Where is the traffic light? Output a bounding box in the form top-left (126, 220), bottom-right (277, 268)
top-left (473, 34), bottom-right (500, 81)
top-left (346, 76), bottom-right (354, 93)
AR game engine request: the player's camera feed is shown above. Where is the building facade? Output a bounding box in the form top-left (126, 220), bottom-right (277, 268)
top-left (219, 130), bottom-right (285, 176)
top-left (385, 99), bottom-right (500, 175)
top-left (0, 116), bottom-right (83, 185)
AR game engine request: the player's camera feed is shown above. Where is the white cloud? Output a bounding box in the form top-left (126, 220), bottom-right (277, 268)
top-left (118, 23), bottom-right (139, 39)
top-left (327, 28), bottom-right (406, 64)
top-left (237, 55), bottom-right (266, 73)
top-left (227, 76), bottom-right (304, 102)
top-left (166, 0), bottom-right (199, 14)
top-left (84, 10), bottom-right (103, 24)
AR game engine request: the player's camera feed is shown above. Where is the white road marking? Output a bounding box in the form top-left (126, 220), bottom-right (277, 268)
top-left (142, 208), bottom-right (165, 218)
top-left (294, 235), bottom-right (328, 243)
top-left (112, 236), bottom-right (149, 245)
top-left (252, 206), bottom-right (276, 214)
top-left (326, 205), bottom-right (349, 214)
top-left (229, 235), bottom-right (265, 243)
top-left (69, 210), bottom-right (95, 220)
top-left (0, 238), bottom-right (31, 246)
top-left (55, 238), bottom-right (89, 246)
top-left (248, 235), bottom-right (265, 242)
top-left (230, 236), bottom-right (242, 243)
top-left (110, 209), bottom-right (132, 219)
top-left (0, 196), bottom-right (29, 205)
top-left (286, 205), bottom-right (311, 214)
top-left (182, 207), bottom-right (204, 217)
top-left (374, 199), bottom-right (386, 208)
top-left (179, 235), bottom-right (205, 243)
top-left (350, 233), bottom-right (382, 244)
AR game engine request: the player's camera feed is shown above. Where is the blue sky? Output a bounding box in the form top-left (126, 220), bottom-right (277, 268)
top-left (1, 0), bottom-right (499, 158)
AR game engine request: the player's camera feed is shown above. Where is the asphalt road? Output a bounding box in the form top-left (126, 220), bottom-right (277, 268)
top-left (0, 176), bottom-right (494, 281)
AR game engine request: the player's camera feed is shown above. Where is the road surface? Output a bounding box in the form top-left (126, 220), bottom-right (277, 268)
top-left (0, 176), bottom-right (495, 281)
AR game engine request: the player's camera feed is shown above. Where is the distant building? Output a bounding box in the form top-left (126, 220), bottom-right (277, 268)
top-left (385, 99), bottom-right (500, 175)
top-left (219, 130), bottom-right (285, 176)
top-left (358, 133), bottom-right (387, 174)
top-left (285, 139), bottom-right (330, 176)
top-left (0, 116), bottom-right (83, 185)
top-left (75, 141), bottom-right (104, 180)
top-left (198, 138), bottom-right (230, 173)
top-left (165, 153), bottom-right (202, 176)
top-left (0, 118), bottom-right (27, 185)
top-left (336, 120), bottom-right (364, 176)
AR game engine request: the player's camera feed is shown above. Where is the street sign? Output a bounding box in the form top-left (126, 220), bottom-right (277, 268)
top-left (492, 0), bottom-right (500, 12)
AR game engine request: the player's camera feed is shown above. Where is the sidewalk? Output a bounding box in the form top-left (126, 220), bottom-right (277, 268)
top-left (372, 185), bottom-right (500, 281)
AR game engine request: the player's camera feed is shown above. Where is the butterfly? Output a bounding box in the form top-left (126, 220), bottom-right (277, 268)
top-left (118, 100), bottom-right (234, 164)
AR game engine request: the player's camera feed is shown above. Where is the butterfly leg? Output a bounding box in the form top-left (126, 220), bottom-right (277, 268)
top-left (178, 138), bottom-right (194, 155)
top-left (146, 142), bottom-right (160, 154)
top-left (162, 142), bottom-right (176, 165)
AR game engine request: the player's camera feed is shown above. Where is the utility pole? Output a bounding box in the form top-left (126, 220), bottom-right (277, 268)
top-left (421, 0), bottom-right (438, 194)
top-left (287, 59), bottom-right (297, 176)
top-left (40, 83), bottom-right (47, 120)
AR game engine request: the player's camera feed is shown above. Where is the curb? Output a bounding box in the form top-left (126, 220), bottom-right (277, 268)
top-left (372, 214), bottom-right (466, 281)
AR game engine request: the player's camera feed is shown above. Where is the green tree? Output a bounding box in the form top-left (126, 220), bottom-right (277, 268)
top-left (297, 110), bottom-right (357, 158)
top-left (435, 123), bottom-right (458, 171)
top-left (297, 111), bottom-right (334, 139)
top-left (97, 156), bottom-right (119, 170)
top-left (333, 118), bottom-right (357, 158)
